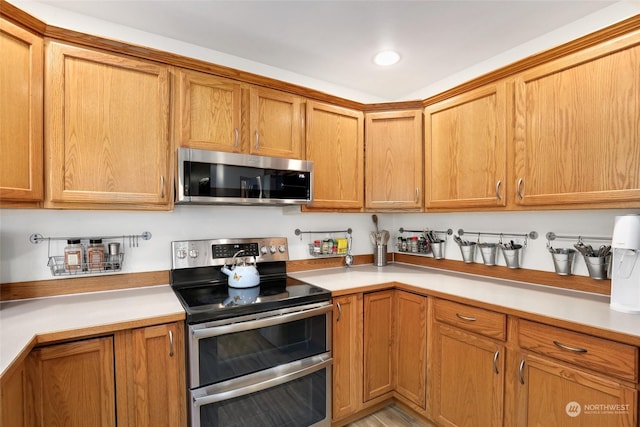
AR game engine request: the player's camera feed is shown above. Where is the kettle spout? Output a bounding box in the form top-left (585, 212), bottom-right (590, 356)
top-left (221, 265), bottom-right (233, 276)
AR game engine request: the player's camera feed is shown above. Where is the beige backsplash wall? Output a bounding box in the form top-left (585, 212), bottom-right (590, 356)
top-left (1, 207), bottom-right (638, 283)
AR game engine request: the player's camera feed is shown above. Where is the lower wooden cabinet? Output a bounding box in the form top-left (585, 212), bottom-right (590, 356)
top-left (363, 290), bottom-right (395, 401)
top-left (4, 321), bottom-right (185, 427)
top-left (332, 291), bottom-right (639, 427)
top-left (515, 352), bottom-right (637, 427)
top-left (332, 294), bottom-right (364, 420)
top-left (116, 322), bottom-right (186, 427)
top-left (394, 291), bottom-right (427, 409)
top-left (0, 359), bottom-right (29, 427)
top-left (27, 336), bottom-right (116, 427)
top-left (430, 298), bottom-right (506, 426)
top-left (431, 324), bottom-right (505, 427)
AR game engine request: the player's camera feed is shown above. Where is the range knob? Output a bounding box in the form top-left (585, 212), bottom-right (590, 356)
top-left (189, 248), bottom-right (199, 258)
top-left (269, 245), bottom-right (277, 254)
top-left (260, 246), bottom-right (268, 255)
top-left (176, 248), bottom-right (187, 259)
top-left (278, 245), bottom-right (286, 253)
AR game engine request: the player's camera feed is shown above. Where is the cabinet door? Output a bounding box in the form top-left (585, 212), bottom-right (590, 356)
top-left (27, 336), bottom-right (116, 427)
top-left (513, 32), bottom-right (640, 208)
top-left (174, 68), bottom-right (242, 152)
top-left (0, 360), bottom-right (28, 427)
top-left (305, 101), bottom-right (364, 210)
top-left (332, 294), bottom-right (363, 420)
top-left (425, 82), bottom-right (506, 209)
top-left (365, 110), bottom-right (423, 210)
top-left (363, 290), bottom-right (395, 401)
top-left (394, 291), bottom-right (427, 409)
top-left (0, 18), bottom-right (43, 205)
top-left (249, 86), bottom-right (303, 159)
top-left (45, 41), bottom-right (171, 209)
top-left (118, 322), bottom-right (186, 427)
top-left (432, 324), bottom-right (504, 427)
top-left (515, 353), bottom-right (637, 426)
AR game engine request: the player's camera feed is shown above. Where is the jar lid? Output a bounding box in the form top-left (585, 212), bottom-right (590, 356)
top-left (90, 239), bottom-right (103, 244)
top-left (67, 239), bottom-right (81, 244)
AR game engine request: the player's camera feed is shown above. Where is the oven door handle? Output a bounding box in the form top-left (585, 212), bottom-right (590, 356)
top-left (192, 303), bottom-right (333, 339)
top-left (192, 353), bottom-right (332, 407)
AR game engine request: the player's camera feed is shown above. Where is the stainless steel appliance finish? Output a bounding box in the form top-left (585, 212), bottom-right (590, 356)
top-left (170, 237), bottom-right (332, 427)
top-left (176, 147), bottom-right (313, 205)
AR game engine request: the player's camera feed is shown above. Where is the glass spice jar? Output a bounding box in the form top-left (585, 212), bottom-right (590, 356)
top-left (87, 239), bottom-right (105, 270)
top-left (64, 239), bottom-right (83, 271)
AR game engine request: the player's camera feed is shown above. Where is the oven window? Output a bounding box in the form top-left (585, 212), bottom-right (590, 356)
top-left (200, 368), bottom-right (326, 427)
top-left (199, 313), bottom-right (327, 386)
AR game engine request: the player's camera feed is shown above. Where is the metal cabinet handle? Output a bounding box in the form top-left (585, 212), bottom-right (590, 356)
top-left (455, 313), bottom-right (477, 322)
top-left (553, 340), bottom-right (588, 353)
top-left (415, 188), bottom-right (420, 202)
top-left (160, 176), bottom-right (165, 199)
top-left (336, 302), bottom-right (342, 322)
top-left (516, 178), bottom-right (524, 200)
top-left (255, 130), bottom-right (260, 149)
top-left (169, 330), bottom-right (174, 357)
top-left (493, 350), bottom-right (500, 374)
top-left (518, 359), bottom-right (525, 384)
top-left (495, 180), bottom-right (502, 201)
top-left (234, 128), bottom-right (239, 147)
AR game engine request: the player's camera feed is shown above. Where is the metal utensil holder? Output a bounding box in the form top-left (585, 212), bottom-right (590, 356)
top-left (546, 232), bottom-right (611, 278)
top-left (457, 229), bottom-right (538, 268)
top-left (398, 227), bottom-right (452, 259)
top-left (30, 232), bottom-right (152, 277)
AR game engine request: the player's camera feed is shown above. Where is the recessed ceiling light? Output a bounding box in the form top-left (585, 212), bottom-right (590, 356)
top-left (374, 50), bottom-right (400, 66)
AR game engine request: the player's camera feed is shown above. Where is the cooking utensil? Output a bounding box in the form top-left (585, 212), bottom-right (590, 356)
top-left (382, 230), bottom-right (390, 245)
top-left (372, 214), bottom-right (379, 236)
top-left (345, 236), bottom-right (354, 267)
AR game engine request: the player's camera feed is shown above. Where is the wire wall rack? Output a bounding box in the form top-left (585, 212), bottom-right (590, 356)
top-left (30, 231), bottom-right (152, 277)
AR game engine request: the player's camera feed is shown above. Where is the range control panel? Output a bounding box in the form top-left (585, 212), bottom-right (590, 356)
top-left (171, 237), bottom-right (288, 269)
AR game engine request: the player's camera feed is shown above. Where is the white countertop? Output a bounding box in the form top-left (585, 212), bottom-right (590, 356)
top-left (289, 263), bottom-right (640, 341)
top-left (0, 284), bottom-right (184, 376)
top-left (3, 264), bottom-right (640, 377)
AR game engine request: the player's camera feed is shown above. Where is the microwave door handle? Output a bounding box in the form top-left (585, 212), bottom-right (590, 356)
top-left (256, 175), bottom-right (263, 198)
top-left (192, 353), bottom-right (332, 407)
top-left (192, 304), bottom-right (333, 340)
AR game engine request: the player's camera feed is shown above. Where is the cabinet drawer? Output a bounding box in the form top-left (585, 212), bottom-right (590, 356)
top-left (433, 299), bottom-right (506, 340)
top-left (518, 319), bottom-right (638, 382)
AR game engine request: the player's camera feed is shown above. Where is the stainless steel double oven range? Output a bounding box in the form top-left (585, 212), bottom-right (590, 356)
top-left (170, 237), bottom-right (332, 427)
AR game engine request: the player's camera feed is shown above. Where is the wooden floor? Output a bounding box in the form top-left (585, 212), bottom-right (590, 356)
top-left (345, 405), bottom-right (437, 427)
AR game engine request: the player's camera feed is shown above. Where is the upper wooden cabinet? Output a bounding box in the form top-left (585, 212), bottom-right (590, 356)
top-left (174, 68), bottom-right (242, 152)
top-left (513, 30), bottom-right (640, 208)
top-left (45, 41), bottom-right (172, 209)
top-left (305, 101), bottom-right (364, 210)
top-left (365, 110), bottom-right (423, 211)
top-left (424, 82), bottom-right (507, 210)
top-left (249, 86), bottom-right (304, 159)
top-left (0, 18), bottom-right (43, 206)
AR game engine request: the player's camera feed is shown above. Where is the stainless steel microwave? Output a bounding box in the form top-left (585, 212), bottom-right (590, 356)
top-left (176, 148), bottom-right (313, 205)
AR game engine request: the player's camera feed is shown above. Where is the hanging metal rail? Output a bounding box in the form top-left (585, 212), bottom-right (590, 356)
top-left (295, 228), bottom-right (352, 237)
top-left (398, 227), bottom-right (453, 236)
top-left (458, 229), bottom-right (538, 240)
top-left (545, 232), bottom-right (610, 243)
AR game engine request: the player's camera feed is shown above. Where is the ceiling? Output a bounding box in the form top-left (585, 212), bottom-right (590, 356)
top-left (22, 1), bottom-right (621, 102)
